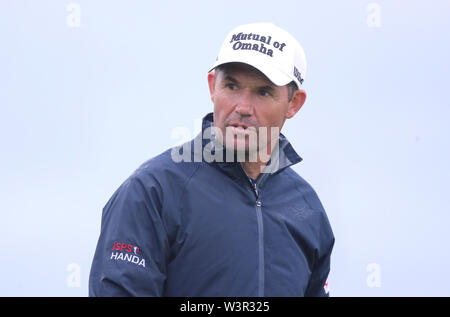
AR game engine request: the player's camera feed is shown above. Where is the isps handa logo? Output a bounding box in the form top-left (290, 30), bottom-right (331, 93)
top-left (110, 242), bottom-right (146, 268)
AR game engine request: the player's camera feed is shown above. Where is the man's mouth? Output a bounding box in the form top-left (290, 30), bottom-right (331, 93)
top-left (229, 123), bottom-right (249, 129)
top-left (226, 123), bottom-right (257, 136)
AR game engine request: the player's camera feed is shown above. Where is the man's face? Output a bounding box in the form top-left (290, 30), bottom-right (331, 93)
top-left (207, 63), bottom-right (305, 157)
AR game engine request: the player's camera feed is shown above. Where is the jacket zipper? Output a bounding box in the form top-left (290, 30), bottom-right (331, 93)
top-left (248, 177), bottom-right (264, 297)
top-left (237, 163), bottom-right (266, 297)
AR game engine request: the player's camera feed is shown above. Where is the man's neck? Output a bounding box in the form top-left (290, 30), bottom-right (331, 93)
top-left (240, 140), bottom-right (278, 180)
top-left (240, 160), bottom-right (267, 180)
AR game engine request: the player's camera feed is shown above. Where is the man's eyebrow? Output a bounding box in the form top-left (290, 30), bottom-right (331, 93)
top-left (258, 85), bottom-right (275, 91)
top-left (224, 75), bottom-right (274, 90)
top-left (223, 75), bottom-right (238, 83)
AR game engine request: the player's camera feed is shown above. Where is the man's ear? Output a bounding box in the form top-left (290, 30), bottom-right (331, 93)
top-left (285, 89), bottom-right (307, 119)
top-left (207, 71), bottom-right (216, 103)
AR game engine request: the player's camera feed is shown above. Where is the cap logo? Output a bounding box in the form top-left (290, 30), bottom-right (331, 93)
top-left (229, 32), bottom-right (286, 58)
top-left (293, 66), bottom-right (304, 84)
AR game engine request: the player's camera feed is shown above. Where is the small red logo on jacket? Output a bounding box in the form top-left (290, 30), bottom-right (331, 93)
top-left (110, 242), bottom-right (146, 268)
top-left (112, 242), bottom-right (140, 255)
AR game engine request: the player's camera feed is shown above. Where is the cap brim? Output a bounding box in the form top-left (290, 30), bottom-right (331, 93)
top-left (209, 56), bottom-right (292, 87)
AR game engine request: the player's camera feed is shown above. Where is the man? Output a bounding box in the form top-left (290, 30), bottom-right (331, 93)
top-left (89, 22), bottom-right (334, 297)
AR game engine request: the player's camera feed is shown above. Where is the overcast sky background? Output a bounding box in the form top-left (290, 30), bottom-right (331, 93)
top-left (1, 0), bottom-right (449, 296)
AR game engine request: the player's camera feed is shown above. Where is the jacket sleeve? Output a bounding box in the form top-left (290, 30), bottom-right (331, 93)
top-left (89, 174), bottom-right (169, 296)
top-left (304, 206), bottom-right (335, 297)
top-left (304, 239), bottom-right (334, 297)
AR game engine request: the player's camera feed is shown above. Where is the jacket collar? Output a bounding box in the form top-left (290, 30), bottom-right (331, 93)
top-left (192, 112), bottom-right (303, 182)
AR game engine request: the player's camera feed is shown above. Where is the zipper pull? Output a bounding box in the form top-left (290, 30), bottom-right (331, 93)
top-left (250, 179), bottom-right (259, 197)
top-left (251, 181), bottom-right (261, 206)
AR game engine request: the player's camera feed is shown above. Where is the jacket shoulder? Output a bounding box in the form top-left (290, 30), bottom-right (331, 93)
top-left (108, 146), bottom-right (203, 216)
top-left (283, 168), bottom-right (325, 212)
top-left (283, 167), bottom-right (335, 256)
top-left (283, 168), bottom-right (334, 236)
top-left (128, 147), bottom-right (203, 194)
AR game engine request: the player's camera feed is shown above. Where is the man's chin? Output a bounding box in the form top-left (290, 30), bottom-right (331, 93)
top-left (226, 139), bottom-right (255, 152)
top-left (221, 141), bottom-right (259, 162)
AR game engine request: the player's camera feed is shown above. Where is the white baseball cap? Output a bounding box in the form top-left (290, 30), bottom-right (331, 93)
top-left (210, 22), bottom-right (307, 88)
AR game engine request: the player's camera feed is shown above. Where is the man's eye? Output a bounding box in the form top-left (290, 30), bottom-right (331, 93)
top-left (226, 84), bottom-right (237, 90)
top-left (259, 90), bottom-right (270, 97)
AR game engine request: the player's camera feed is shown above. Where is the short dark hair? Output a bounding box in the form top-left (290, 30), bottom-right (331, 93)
top-left (287, 81), bottom-right (298, 102)
top-left (215, 63), bottom-right (298, 102)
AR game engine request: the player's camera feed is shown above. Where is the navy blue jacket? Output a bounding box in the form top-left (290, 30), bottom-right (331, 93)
top-left (89, 112), bottom-right (334, 297)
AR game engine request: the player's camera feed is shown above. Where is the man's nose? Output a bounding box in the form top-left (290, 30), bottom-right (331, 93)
top-left (235, 90), bottom-right (254, 116)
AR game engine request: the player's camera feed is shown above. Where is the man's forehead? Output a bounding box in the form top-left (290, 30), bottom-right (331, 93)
top-left (217, 63), bottom-right (274, 86)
